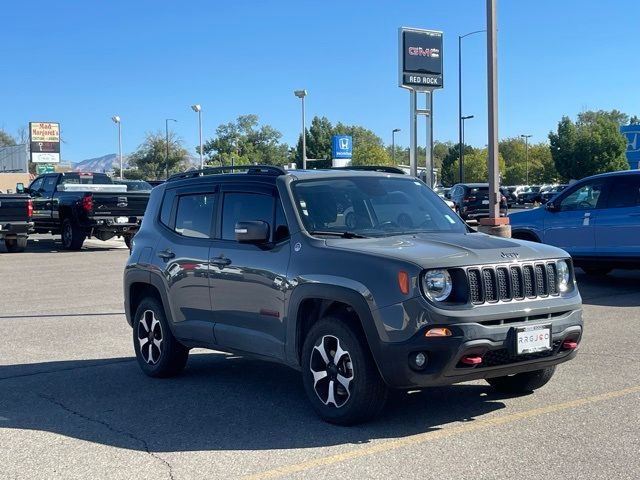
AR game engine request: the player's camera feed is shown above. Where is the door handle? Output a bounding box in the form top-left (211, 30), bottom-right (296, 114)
top-left (629, 213), bottom-right (640, 217)
top-left (157, 249), bottom-right (175, 261)
top-left (211, 256), bottom-right (231, 267)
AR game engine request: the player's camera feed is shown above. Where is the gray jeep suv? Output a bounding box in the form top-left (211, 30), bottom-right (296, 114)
top-left (124, 166), bottom-right (583, 425)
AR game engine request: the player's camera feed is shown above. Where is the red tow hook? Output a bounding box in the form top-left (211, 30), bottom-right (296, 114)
top-left (461, 355), bottom-right (483, 366)
top-left (562, 340), bottom-right (579, 350)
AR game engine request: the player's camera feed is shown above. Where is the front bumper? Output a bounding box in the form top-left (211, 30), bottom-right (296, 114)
top-left (372, 308), bottom-right (583, 388)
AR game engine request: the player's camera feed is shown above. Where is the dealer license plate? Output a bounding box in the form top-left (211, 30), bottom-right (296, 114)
top-left (116, 216), bottom-right (129, 224)
top-left (482, 199), bottom-right (489, 205)
top-left (516, 324), bottom-right (552, 355)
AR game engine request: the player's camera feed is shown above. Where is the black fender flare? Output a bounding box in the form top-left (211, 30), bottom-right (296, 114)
top-left (511, 229), bottom-right (541, 243)
top-left (285, 283), bottom-right (385, 376)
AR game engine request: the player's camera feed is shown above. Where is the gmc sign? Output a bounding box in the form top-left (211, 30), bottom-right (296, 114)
top-left (399, 28), bottom-right (444, 90)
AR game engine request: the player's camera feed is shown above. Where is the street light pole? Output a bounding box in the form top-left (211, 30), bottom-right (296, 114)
top-left (392, 128), bottom-right (401, 164)
top-left (521, 134), bottom-right (532, 184)
top-left (458, 29), bottom-right (486, 184)
top-left (294, 90), bottom-right (307, 169)
top-left (191, 104), bottom-right (203, 170)
top-left (461, 115), bottom-right (474, 181)
top-left (165, 118), bottom-right (177, 179)
top-left (111, 116), bottom-right (122, 179)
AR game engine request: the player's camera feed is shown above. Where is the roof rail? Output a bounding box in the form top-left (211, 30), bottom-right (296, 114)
top-left (167, 164), bottom-right (286, 182)
top-left (331, 165), bottom-right (406, 175)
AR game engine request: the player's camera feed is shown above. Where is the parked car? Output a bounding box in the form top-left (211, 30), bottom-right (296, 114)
top-left (0, 192), bottom-right (33, 252)
top-left (19, 172), bottom-right (150, 250)
top-left (449, 183), bottom-right (508, 221)
top-left (124, 165), bottom-right (583, 425)
top-left (540, 185), bottom-right (568, 204)
top-left (509, 170), bottom-right (640, 275)
top-left (517, 186), bottom-right (542, 204)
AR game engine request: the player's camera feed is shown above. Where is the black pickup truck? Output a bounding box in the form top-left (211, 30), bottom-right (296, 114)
top-left (0, 194), bottom-right (33, 252)
top-left (18, 172), bottom-right (150, 250)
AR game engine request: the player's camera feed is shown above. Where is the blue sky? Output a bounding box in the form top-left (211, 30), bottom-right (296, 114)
top-left (1, 0), bottom-right (638, 162)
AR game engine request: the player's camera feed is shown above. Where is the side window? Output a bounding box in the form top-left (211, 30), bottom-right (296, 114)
top-left (222, 192), bottom-right (274, 241)
top-left (174, 193), bottom-right (216, 238)
top-left (605, 177), bottom-right (640, 209)
top-left (274, 199), bottom-right (290, 243)
top-left (30, 177), bottom-right (44, 192)
top-left (42, 176), bottom-right (58, 194)
top-left (560, 181), bottom-right (605, 211)
top-left (160, 189), bottom-right (176, 227)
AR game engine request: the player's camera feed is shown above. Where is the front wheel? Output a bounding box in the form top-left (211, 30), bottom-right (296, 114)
top-left (301, 316), bottom-right (388, 425)
top-left (5, 237), bottom-right (27, 253)
top-left (133, 297), bottom-right (189, 378)
top-left (486, 366), bottom-right (556, 393)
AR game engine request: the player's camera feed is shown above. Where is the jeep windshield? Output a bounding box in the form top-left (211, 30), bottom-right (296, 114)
top-left (292, 176), bottom-right (467, 237)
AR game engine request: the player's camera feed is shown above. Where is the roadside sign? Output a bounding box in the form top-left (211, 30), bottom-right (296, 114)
top-left (30, 122), bottom-right (61, 163)
top-left (35, 164), bottom-right (55, 174)
top-left (399, 27), bottom-right (444, 91)
top-left (332, 135), bottom-right (353, 159)
top-left (620, 125), bottom-right (640, 169)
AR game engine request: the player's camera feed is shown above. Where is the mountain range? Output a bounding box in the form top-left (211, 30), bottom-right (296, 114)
top-left (72, 154), bottom-right (199, 172)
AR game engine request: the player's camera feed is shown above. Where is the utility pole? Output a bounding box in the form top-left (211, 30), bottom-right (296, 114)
top-left (165, 118), bottom-right (177, 179)
top-left (521, 134), bottom-right (532, 184)
top-left (392, 128), bottom-right (401, 164)
top-left (479, 0), bottom-right (510, 237)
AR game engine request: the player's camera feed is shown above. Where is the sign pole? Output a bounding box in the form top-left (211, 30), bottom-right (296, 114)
top-left (409, 89), bottom-right (418, 177)
top-left (428, 91), bottom-right (434, 187)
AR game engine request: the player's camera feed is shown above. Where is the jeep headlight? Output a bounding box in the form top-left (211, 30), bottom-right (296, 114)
top-left (557, 260), bottom-right (570, 292)
top-left (422, 269), bottom-right (452, 302)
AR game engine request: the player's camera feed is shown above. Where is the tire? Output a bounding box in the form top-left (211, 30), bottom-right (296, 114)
top-left (486, 366), bottom-right (556, 393)
top-left (61, 218), bottom-right (86, 250)
top-left (301, 316), bottom-right (388, 425)
top-left (5, 237), bottom-right (27, 253)
top-left (124, 234), bottom-right (133, 250)
top-left (581, 266), bottom-right (611, 276)
top-left (133, 297), bottom-right (189, 378)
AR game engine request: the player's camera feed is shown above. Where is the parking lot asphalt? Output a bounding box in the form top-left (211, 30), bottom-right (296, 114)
top-left (1, 234), bottom-right (639, 479)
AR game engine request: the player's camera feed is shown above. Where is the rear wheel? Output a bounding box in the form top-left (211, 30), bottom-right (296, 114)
top-left (5, 237), bottom-right (27, 253)
top-left (486, 366), bottom-right (556, 393)
top-left (581, 266), bottom-right (611, 276)
top-left (133, 297), bottom-right (189, 377)
top-left (61, 218), bottom-right (85, 250)
top-left (301, 316), bottom-right (388, 425)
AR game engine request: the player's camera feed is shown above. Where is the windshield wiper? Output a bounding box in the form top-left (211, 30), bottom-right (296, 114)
top-left (308, 230), bottom-right (369, 239)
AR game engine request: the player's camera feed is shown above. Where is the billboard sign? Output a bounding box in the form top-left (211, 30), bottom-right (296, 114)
top-left (30, 122), bottom-right (60, 163)
top-left (620, 125), bottom-right (640, 169)
top-left (332, 135), bottom-right (353, 159)
top-left (399, 27), bottom-right (443, 90)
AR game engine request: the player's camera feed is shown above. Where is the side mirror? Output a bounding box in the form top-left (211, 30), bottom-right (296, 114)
top-left (16, 183), bottom-right (25, 194)
top-left (235, 221), bottom-right (270, 243)
top-left (545, 201), bottom-right (559, 212)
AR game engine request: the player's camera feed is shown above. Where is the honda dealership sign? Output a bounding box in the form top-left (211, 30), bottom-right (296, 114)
top-left (332, 135), bottom-right (353, 159)
top-left (620, 124), bottom-right (640, 169)
top-left (399, 27), bottom-right (444, 90)
top-left (29, 122), bottom-right (60, 163)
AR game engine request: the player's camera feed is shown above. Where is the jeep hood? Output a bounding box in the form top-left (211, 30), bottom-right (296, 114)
top-left (324, 232), bottom-right (568, 268)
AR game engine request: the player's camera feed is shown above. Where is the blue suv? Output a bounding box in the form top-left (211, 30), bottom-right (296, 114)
top-left (509, 170), bottom-right (640, 275)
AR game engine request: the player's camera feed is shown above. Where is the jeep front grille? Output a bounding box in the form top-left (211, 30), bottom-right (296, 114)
top-left (465, 261), bottom-right (562, 305)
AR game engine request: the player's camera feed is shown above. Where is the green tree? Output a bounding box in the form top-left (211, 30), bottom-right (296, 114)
top-left (549, 113), bottom-right (628, 181)
top-left (440, 143), bottom-right (474, 186)
top-left (447, 148), bottom-right (506, 183)
top-left (203, 114), bottom-right (289, 167)
top-left (0, 130), bottom-right (17, 147)
top-left (500, 138), bottom-right (558, 185)
top-left (294, 117), bottom-right (390, 168)
top-left (577, 109), bottom-right (629, 127)
top-left (129, 131), bottom-right (190, 180)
